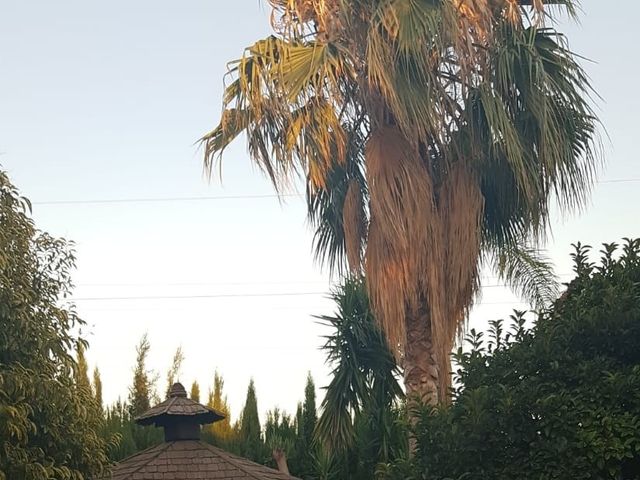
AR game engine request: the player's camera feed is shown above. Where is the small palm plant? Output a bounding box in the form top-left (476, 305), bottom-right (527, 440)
top-left (316, 278), bottom-right (405, 468)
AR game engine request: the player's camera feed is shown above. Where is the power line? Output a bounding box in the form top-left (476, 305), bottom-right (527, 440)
top-left (30, 178), bottom-right (640, 206)
top-left (70, 295), bottom-right (527, 307)
top-left (72, 281), bottom-right (567, 291)
top-left (33, 193), bottom-right (302, 206)
top-left (68, 290), bottom-right (542, 304)
top-left (71, 296), bottom-right (528, 307)
top-left (69, 276), bottom-right (576, 302)
top-left (76, 279), bottom-right (329, 288)
top-left (73, 273), bottom-right (574, 289)
top-left (598, 178), bottom-right (640, 184)
top-left (71, 291), bottom-right (327, 301)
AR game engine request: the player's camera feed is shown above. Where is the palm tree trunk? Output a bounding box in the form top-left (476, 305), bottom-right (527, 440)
top-left (403, 302), bottom-right (439, 408)
top-left (272, 449), bottom-right (290, 475)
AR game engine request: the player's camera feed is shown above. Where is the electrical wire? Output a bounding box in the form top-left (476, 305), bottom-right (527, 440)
top-left (31, 178), bottom-right (640, 206)
top-left (71, 291), bottom-right (328, 301)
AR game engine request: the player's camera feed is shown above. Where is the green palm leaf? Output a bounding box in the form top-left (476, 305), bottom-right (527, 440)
top-left (315, 278), bottom-right (403, 453)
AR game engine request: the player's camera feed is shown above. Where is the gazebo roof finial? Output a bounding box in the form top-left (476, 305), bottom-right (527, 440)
top-left (168, 382), bottom-right (187, 398)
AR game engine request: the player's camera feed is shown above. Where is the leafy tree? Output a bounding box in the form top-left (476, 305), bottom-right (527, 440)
top-left (0, 171), bottom-right (109, 479)
top-left (239, 379), bottom-right (264, 462)
top-left (265, 408), bottom-right (297, 475)
top-left (128, 333), bottom-right (154, 417)
top-left (190, 380), bottom-right (200, 402)
top-left (203, 370), bottom-right (234, 447)
top-left (201, 0), bottom-right (598, 406)
top-left (73, 345), bottom-right (104, 451)
top-left (74, 342), bottom-right (92, 398)
top-left (100, 337), bottom-right (166, 461)
top-left (165, 346), bottom-right (184, 397)
top-left (406, 240), bottom-right (640, 480)
top-left (103, 400), bottom-right (136, 462)
top-left (126, 334), bottom-right (162, 452)
top-left (93, 367), bottom-right (103, 413)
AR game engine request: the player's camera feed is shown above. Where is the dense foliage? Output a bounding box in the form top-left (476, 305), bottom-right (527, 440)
top-left (7, 163), bottom-right (637, 480)
top-left (0, 171), bottom-right (109, 480)
top-left (408, 240), bottom-right (640, 480)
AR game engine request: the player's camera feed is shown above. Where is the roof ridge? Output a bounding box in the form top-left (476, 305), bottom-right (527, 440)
top-left (118, 442), bottom-right (173, 479)
top-left (199, 441), bottom-right (294, 480)
top-left (162, 395), bottom-right (177, 414)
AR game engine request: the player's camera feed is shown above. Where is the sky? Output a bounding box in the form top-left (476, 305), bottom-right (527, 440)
top-left (1, 1), bottom-right (639, 420)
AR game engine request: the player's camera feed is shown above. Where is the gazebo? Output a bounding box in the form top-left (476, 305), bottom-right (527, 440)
top-left (109, 383), bottom-right (298, 480)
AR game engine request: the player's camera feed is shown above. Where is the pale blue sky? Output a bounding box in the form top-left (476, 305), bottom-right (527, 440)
top-left (1, 1), bottom-right (639, 418)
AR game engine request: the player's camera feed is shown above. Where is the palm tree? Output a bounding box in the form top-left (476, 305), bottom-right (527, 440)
top-left (201, 0), bottom-right (599, 406)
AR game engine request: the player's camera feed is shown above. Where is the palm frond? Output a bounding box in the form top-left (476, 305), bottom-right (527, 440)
top-left (200, 108), bottom-right (250, 179)
top-left (201, 35), bottom-right (356, 191)
top-left (489, 242), bottom-right (559, 309)
top-left (475, 25), bottom-right (600, 234)
top-left (306, 121), bottom-right (368, 275)
top-left (366, 0), bottom-right (455, 138)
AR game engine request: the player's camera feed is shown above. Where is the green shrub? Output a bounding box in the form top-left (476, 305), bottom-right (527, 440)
top-left (410, 240), bottom-right (640, 480)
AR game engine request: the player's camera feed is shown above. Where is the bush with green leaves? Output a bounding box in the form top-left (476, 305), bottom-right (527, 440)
top-left (0, 171), bottom-right (109, 479)
top-left (408, 240), bottom-right (640, 480)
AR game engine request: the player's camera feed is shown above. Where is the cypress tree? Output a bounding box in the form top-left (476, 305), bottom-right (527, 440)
top-left (128, 333), bottom-right (153, 417)
top-left (93, 366), bottom-right (103, 413)
top-left (206, 370), bottom-right (233, 445)
top-left (103, 399), bottom-right (136, 461)
top-left (74, 341), bottom-right (92, 397)
top-left (302, 373), bottom-right (317, 448)
top-left (190, 380), bottom-right (200, 402)
top-left (165, 346), bottom-right (184, 396)
top-left (127, 334), bottom-right (161, 451)
top-left (294, 373), bottom-right (318, 477)
top-left (239, 379), bottom-right (263, 462)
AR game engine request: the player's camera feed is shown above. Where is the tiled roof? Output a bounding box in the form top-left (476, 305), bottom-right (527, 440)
top-left (135, 384), bottom-right (224, 426)
top-left (109, 440), bottom-right (300, 480)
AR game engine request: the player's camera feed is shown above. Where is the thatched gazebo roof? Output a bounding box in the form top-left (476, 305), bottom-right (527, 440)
top-left (109, 383), bottom-right (298, 480)
top-left (135, 383), bottom-right (225, 429)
